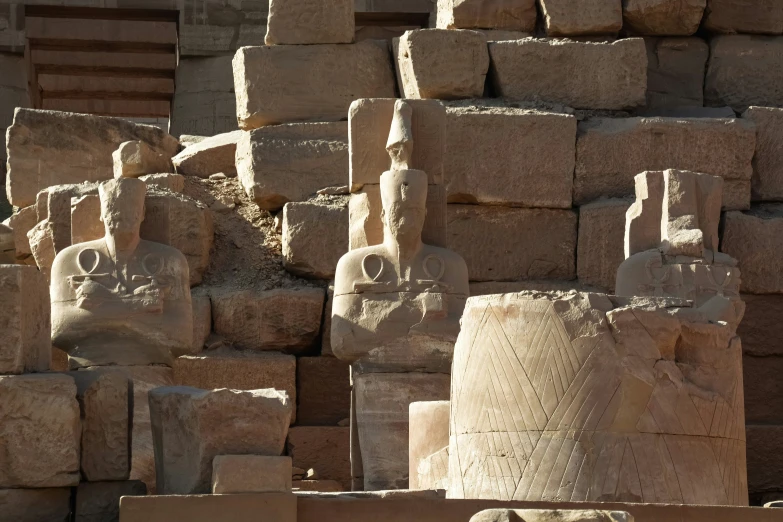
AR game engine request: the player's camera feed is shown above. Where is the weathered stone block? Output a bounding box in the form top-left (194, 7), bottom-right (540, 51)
top-left (0, 265), bottom-right (50, 374)
top-left (397, 29), bottom-right (489, 100)
top-left (189, 290), bottom-right (210, 356)
top-left (8, 205), bottom-right (37, 262)
top-left (444, 106), bottom-right (575, 207)
top-left (739, 294), bottom-right (783, 357)
top-left (296, 357), bottom-right (350, 426)
top-left (283, 200), bottom-right (348, 279)
top-left (233, 42), bottom-right (396, 129)
top-left (119, 493), bottom-right (296, 522)
top-left (538, 0), bottom-right (623, 35)
top-left (623, 0), bottom-right (705, 35)
top-left (287, 426), bottom-right (351, 491)
top-left (140, 173), bottom-right (185, 193)
top-left (0, 488), bottom-right (72, 522)
top-left (0, 374), bottom-right (80, 487)
top-left (489, 38), bottom-right (647, 110)
top-left (113, 140), bottom-right (173, 179)
top-left (211, 288), bottom-right (325, 354)
top-left (27, 218), bottom-right (56, 280)
top-left (722, 206), bottom-right (783, 293)
top-left (743, 107), bottom-right (783, 201)
top-left (577, 198), bottom-right (631, 292)
top-left (150, 386), bottom-right (292, 494)
top-left (212, 455), bottom-right (292, 494)
top-left (172, 130), bottom-right (242, 178)
top-left (75, 480), bottom-right (146, 522)
top-left (747, 425), bottom-right (783, 496)
top-left (71, 195), bottom-right (103, 245)
top-left (0, 54), bottom-right (29, 165)
top-left (703, 0), bottom-right (783, 35)
top-left (409, 400), bottom-right (450, 491)
top-left (644, 37), bottom-right (708, 109)
top-left (447, 205), bottom-right (577, 281)
top-left (265, 0), bottom-right (354, 45)
top-left (574, 117), bottom-right (755, 208)
top-left (170, 56), bottom-right (237, 138)
top-left (236, 122), bottom-right (349, 212)
top-left (435, 0), bottom-right (536, 31)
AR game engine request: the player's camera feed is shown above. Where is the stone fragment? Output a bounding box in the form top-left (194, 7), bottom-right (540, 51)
top-left (149, 386), bottom-right (292, 494)
top-left (75, 481), bottom-right (146, 522)
top-left (211, 288), bottom-right (325, 354)
top-left (233, 42), bottom-right (396, 129)
top-left (705, 36), bottom-right (783, 110)
top-left (6, 108), bottom-right (179, 207)
top-left (0, 265), bottom-right (50, 374)
top-left (189, 290), bottom-right (211, 355)
top-left (72, 370), bottom-right (132, 482)
top-left (489, 38), bottom-right (647, 110)
top-left (172, 130), bottom-right (242, 178)
top-left (283, 200), bottom-right (348, 279)
top-left (578, 198), bottom-right (631, 292)
top-left (445, 106), bottom-right (575, 207)
top-left (236, 122), bottom-right (348, 211)
top-left (703, 0), bottom-right (783, 34)
top-left (0, 488), bottom-right (72, 522)
top-left (743, 107), bottom-right (783, 201)
top-left (170, 56), bottom-right (237, 138)
top-left (265, 0), bottom-right (354, 45)
top-left (296, 357), bottom-right (351, 426)
top-left (447, 205), bottom-right (577, 281)
top-left (349, 186), bottom-right (383, 250)
top-left (623, 0), bottom-right (705, 35)
top-left (113, 141), bottom-right (173, 179)
top-left (0, 374), bottom-right (80, 487)
top-left (470, 509), bottom-right (633, 522)
top-left (70, 195), bottom-right (102, 245)
top-left (409, 400), bottom-right (449, 490)
top-left (397, 29), bottom-right (489, 100)
top-left (27, 218), bottom-right (56, 278)
top-left (140, 173), bottom-right (185, 193)
top-left (119, 493), bottom-right (296, 522)
top-left (8, 205), bottom-right (37, 262)
top-left (180, 135), bottom-right (208, 147)
top-left (435, 0), bottom-right (536, 31)
top-left (722, 205), bottom-right (783, 293)
top-left (287, 426), bottom-right (351, 490)
top-left (212, 455), bottom-right (292, 494)
top-left (292, 480), bottom-right (344, 492)
top-left (574, 117), bottom-right (755, 208)
top-left (538, 0), bottom-right (623, 35)
top-left (644, 37), bottom-right (708, 109)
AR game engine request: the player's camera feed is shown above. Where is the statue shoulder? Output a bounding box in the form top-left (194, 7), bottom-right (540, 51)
top-left (138, 239), bottom-right (189, 267)
top-left (334, 245), bottom-right (388, 294)
top-left (422, 244), bottom-right (468, 272)
top-left (52, 239), bottom-right (105, 271)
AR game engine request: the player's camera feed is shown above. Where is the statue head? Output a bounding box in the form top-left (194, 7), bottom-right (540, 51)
top-left (380, 169), bottom-right (428, 242)
top-left (98, 177), bottom-right (146, 247)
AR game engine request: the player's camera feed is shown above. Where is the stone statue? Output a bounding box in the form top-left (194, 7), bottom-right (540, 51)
top-left (51, 177), bottom-right (192, 368)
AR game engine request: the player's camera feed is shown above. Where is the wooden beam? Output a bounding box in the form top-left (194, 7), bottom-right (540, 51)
top-left (24, 5), bottom-right (180, 24)
top-left (42, 98), bottom-right (170, 118)
top-left (32, 50), bottom-right (177, 70)
top-left (28, 39), bottom-right (176, 54)
top-left (35, 64), bottom-right (175, 79)
top-left (38, 75), bottom-right (174, 95)
top-left (26, 17), bottom-right (178, 45)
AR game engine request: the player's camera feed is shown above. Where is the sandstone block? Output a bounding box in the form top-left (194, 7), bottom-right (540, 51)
top-left (747, 425), bottom-right (783, 496)
top-left (27, 219), bottom-right (56, 279)
top-left (0, 265), bottom-right (50, 374)
top-left (233, 42), bottom-right (395, 129)
top-left (577, 198), bottom-right (631, 292)
top-left (703, 0), bottom-right (783, 34)
top-left (722, 206), bottom-right (783, 293)
top-left (265, 0), bottom-right (354, 45)
top-left (397, 29), bottom-right (489, 100)
top-left (489, 38), bottom-right (647, 110)
top-left (283, 200), bottom-right (348, 279)
top-left (72, 370), bottom-right (132, 482)
top-left (705, 36), bottom-right (783, 110)
top-left (645, 37), bottom-right (708, 109)
top-left (6, 108), bottom-right (179, 208)
top-left (739, 294), bottom-right (783, 357)
top-left (211, 288), bottom-right (325, 354)
top-left (236, 122), bottom-right (349, 211)
top-left (149, 386), bottom-right (292, 494)
top-left (435, 0), bottom-right (536, 31)
top-left (113, 140), bottom-right (173, 179)
top-left (189, 290), bottom-right (211, 355)
top-left (140, 173), bottom-right (185, 193)
top-left (170, 56), bottom-right (237, 138)
top-left (447, 205), bottom-right (577, 281)
top-left (75, 480), bottom-right (146, 522)
top-left (445, 106), bottom-right (575, 207)
top-left (70, 195), bottom-right (103, 245)
top-left (287, 426), bottom-right (351, 490)
top-left (172, 130), bottom-right (242, 178)
top-left (409, 400), bottom-right (450, 490)
top-left (0, 488), bottom-right (72, 522)
top-left (296, 357), bottom-right (351, 426)
top-left (538, 0), bottom-right (623, 35)
top-left (574, 117), bottom-right (755, 208)
top-left (624, 0), bottom-right (705, 35)
top-left (0, 374), bottom-right (80, 487)
top-left (743, 107), bottom-right (783, 201)
top-left (8, 205), bottom-right (37, 261)
top-left (119, 493), bottom-right (296, 522)
top-left (212, 455), bottom-right (292, 494)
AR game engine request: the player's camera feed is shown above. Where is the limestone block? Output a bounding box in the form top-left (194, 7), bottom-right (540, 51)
top-left (577, 198), bottom-right (631, 292)
top-left (172, 130), bottom-right (242, 178)
top-left (283, 200), bottom-right (348, 279)
top-left (623, 0), bottom-right (705, 35)
top-left (743, 107), bottom-right (783, 201)
top-left (149, 386), bottom-right (292, 494)
top-left (435, 0), bottom-right (537, 31)
top-left (447, 205), bottom-right (577, 281)
top-left (296, 357), bottom-right (351, 426)
top-left (744, 355), bottom-right (783, 424)
top-left (173, 350), bottom-right (296, 423)
top-left (747, 425), bottom-right (783, 496)
top-left (189, 290), bottom-right (211, 355)
top-left (212, 455), bottom-right (292, 494)
top-left (489, 39), bottom-right (647, 110)
top-left (739, 294), bottom-right (783, 357)
top-left (397, 29), bottom-right (489, 100)
top-left (236, 122), bottom-right (349, 211)
top-left (409, 401), bottom-right (450, 490)
top-left (140, 173), bottom-right (185, 193)
top-left (644, 37), bottom-right (708, 109)
top-left (233, 42), bottom-right (396, 129)
top-left (170, 56), bottom-right (237, 138)
top-left (119, 493), bottom-right (296, 522)
top-left (470, 509), bottom-right (632, 522)
top-left (0, 488), bottom-right (72, 522)
top-left (0, 374), bottom-right (80, 488)
top-left (265, 0), bottom-right (354, 45)
top-left (705, 36), bottom-right (783, 110)
top-left (75, 480), bottom-right (146, 522)
top-left (722, 206), bottom-right (783, 293)
top-left (287, 426), bottom-right (351, 491)
top-left (6, 108), bottom-right (179, 208)
top-left (538, 0), bottom-right (623, 35)
top-left (444, 106), bottom-right (575, 207)
top-left (0, 265), bottom-right (50, 374)
top-left (8, 205), bottom-right (37, 261)
top-left (703, 0), bottom-right (783, 34)
top-left (574, 117), bottom-right (755, 208)
top-left (113, 141), bottom-right (173, 179)
top-left (72, 370), bottom-right (132, 482)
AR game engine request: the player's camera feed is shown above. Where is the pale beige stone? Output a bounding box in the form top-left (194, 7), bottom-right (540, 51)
top-left (435, 0), bottom-right (536, 31)
top-left (75, 480), bottom-right (146, 522)
top-left (113, 140), bottom-right (173, 179)
top-left (489, 39), bottom-right (647, 110)
top-left (623, 0), bottom-right (705, 35)
top-left (236, 122), bottom-right (348, 211)
top-left (743, 107), bottom-right (783, 202)
top-left (189, 290), bottom-right (211, 356)
top-left (577, 198), bottom-right (631, 292)
top-left (211, 288), bottom-right (325, 354)
top-left (8, 205), bottom-right (37, 262)
top-left (149, 386), bottom-right (292, 494)
top-left (0, 488), bottom-right (72, 522)
top-left (212, 455), bottom-right (292, 494)
top-left (51, 179), bottom-right (193, 368)
top-left (644, 37), bottom-right (709, 109)
top-left (0, 374), bottom-right (80, 487)
top-left (265, 0), bottom-right (354, 45)
top-left (538, 0), bottom-right (623, 35)
top-left (71, 195), bottom-right (102, 246)
top-left (6, 108), bottom-right (179, 208)
top-left (703, 0), bottom-right (783, 34)
top-left (445, 106), bottom-right (575, 207)
top-left (233, 42), bottom-right (396, 129)
top-left (296, 357), bottom-right (351, 426)
top-left (349, 186), bottom-right (384, 250)
top-left (287, 426), bottom-right (351, 490)
top-left (722, 205), bottom-right (783, 294)
top-left (409, 401), bottom-right (450, 490)
top-left (397, 29), bottom-right (489, 100)
top-left (574, 117), bottom-right (755, 208)
top-left (0, 265), bottom-right (50, 374)
top-left (283, 200), bottom-right (348, 279)
top-left (172, 130), bottom-right (242, 178)
top-left (140, 173), bottom-right (185, 193)
top-left (27, 218), bottom-right (56, 279)
top-left (471, 509), bottom-right (633, 522)
top-left (170, 56), bottom-right (237, 138)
